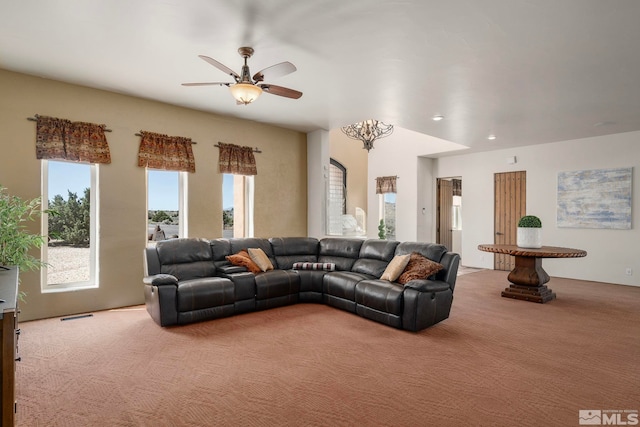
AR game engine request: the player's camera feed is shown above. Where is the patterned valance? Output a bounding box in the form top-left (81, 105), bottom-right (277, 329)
top-left (452, 179), bottom-right (462, 197)
top-left (218, 142), bottom-right (257, 176)
top-left (137, 131), bottom-right (196, 173)
top-left (376, 176), bottom-right (397, 194)
top-left (36, 115), bottom-right (111, 164)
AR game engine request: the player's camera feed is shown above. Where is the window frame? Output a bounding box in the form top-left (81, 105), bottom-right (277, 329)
top-left (146, 169), bottom-right (188, 245)
top-left (326, 158), bottom-right (347, 235)
top-left (40, 159), bottom-right (99, 292)
top-left (378, 192), bottom-right (396, 241)
top-left (223, 173), bottom-right (254, 238)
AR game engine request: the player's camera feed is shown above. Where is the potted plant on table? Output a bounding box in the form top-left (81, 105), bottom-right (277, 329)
top-left (0, 185), bottom-right (48, 300)
top-left (517, 215), bottom-right (542, 249)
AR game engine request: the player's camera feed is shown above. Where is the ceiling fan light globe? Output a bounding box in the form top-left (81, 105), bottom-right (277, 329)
top-left (229, 83), bottom-right (262, 105)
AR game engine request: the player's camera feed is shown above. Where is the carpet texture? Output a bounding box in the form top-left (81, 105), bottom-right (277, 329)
top-left (16, 270), bottom-right (640, 426)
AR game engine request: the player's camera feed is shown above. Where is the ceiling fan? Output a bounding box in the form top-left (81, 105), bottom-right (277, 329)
top-left (182, 47), bottom-right (303, 105)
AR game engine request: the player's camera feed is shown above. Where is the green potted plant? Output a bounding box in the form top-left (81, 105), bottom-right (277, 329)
top-left (378, 219), bottom-right (386, 240)
top-left (517, 215), bottom-right (542, 248)
top-left (0, 185), bottom-right (48, 299)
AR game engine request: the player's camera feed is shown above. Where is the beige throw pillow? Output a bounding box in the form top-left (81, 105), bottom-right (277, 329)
top-left (380, 254), bottom-right (411, 282)
top-left (248, 248), bottom-right (274, 272)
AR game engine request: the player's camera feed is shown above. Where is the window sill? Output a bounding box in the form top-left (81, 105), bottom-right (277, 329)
top-left (42, 282), bottom-right (98, 294)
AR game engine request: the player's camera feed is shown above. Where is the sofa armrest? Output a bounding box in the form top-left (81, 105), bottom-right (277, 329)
top-left (143, 274), bottom-right (178, 286)
top-left (403, 279), bottom-right (450, 293)
top-left (402, 279), bottom-right (454, 332)
top-left (217, 264), bottom-right (248, 274)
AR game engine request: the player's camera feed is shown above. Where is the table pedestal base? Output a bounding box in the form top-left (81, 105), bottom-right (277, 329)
top-left (503, 256), bottom-right (555, 303)
top-left (501, 284), bottom-right (556, 303)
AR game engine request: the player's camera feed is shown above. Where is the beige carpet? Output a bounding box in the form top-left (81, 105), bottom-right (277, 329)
top-left (16, 270), bottom-right (640, 426)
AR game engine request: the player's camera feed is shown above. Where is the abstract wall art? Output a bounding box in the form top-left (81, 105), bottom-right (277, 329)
top-left (557, 167), bottom-right (632, 229)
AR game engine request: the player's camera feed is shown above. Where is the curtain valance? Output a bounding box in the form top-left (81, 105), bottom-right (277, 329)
top-left (137, 131), bottom-right (196, 173)
top-left (35, 115), bottom-right (111, 164)
top-left (452, 179), bottom-right (462, 197)
top-left (376, 176), bottom-right (397, 194)
top-left (218, 142), bottom-right (257, 176)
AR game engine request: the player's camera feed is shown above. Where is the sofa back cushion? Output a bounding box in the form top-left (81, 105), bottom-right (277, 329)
top-left (269, 237), bottom-right (319, 269)
top-left (395, 242), bottom-right (447, 261)
top-left (318, 238), bottom-right (364, 271)
top-left (351, 240), bottom-right (399, 277)
top-left (155, 238), bottom-right (216, 280)
top-left (209, 239), bottom-right (232, 268)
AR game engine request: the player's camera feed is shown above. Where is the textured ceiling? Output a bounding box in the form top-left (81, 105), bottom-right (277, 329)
top-left (2, 0), bottom-right (640, 155)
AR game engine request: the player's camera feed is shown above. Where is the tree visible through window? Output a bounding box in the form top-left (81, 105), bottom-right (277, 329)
top-left (42, 160), bottom-right (96, 287)
top-left (381, 192), bottom-right (396, 240)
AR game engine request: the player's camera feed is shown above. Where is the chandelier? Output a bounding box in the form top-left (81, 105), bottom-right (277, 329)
top-left (341, 120), bottom-right (394, 151)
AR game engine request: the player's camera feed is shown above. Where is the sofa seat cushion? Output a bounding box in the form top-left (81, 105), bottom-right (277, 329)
top-left (177, 277), bottom-right (235, 312)
top-left (254, 270), bottom-right (300, 300)
top-left (355, 279), bottom-right (404, 316)
top-left (323, 271), bottom-right (374, 301)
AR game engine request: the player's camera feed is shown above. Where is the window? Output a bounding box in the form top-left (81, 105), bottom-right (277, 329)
top-left (327, 158), bottom-right (346, 235)
top-left (41, 160), bottom-right (98, 290)
top-left (222, 173), bottom-right (254, 238)
top-left (147, 170), bottom-right (187, 244)
top-left (379, 192), bottom-right (396, 240)
top-left (452, 195), bottom-right (462, 230)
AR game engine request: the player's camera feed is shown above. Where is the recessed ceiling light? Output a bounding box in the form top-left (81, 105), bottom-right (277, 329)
top-left (487, 134), bottom-right (497, 140)
top-left (432, 115), bottom-right (444, 121)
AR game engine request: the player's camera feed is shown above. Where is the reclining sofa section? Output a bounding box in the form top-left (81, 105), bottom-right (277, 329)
top-left (144, 237), bottom-right (460, 332)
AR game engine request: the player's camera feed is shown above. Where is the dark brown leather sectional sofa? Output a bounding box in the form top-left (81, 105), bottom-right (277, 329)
top-left (143, 237), bottom-right (460, 332)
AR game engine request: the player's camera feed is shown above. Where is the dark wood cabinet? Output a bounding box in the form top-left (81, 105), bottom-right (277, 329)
top-left (0, 267), bottom-right (18, 426)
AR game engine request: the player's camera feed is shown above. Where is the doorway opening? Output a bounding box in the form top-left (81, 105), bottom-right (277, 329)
top-left (436, 177), bottom-right (462, 254)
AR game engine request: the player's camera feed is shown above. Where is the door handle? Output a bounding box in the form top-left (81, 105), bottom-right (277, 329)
top-left (496, 232), bottom-right (504, 235)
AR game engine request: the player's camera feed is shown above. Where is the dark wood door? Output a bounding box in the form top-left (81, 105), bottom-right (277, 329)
top-left (437, 179), bottom-right (453, 251)
top-left (494, 171), bottom-right (526, 271)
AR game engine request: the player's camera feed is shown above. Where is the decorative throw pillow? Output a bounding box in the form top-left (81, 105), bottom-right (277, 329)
top-left (226, 250), bottom-right (262, 274)
top-left (292, 262), bottom-right (336, 272)
top-left (248, 248), bottom-right (274, 272)
top-left (396, 252), bottom-right (444, 285)
top-left (380, 254), bottom-right (411, 282)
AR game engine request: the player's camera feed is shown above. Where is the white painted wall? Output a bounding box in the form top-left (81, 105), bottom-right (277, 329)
top-left (367, 127), bottom-right (466, 242)
top-left (435, 131), bottom-right (640, 286)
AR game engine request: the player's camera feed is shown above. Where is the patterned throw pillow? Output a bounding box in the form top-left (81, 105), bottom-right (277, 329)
top-left (226, 250), bottom-right (262, 274)
top-left (380, 254), bottom-right (411, 282)
top-left (248, 248), bottom-right (274, 272)
top-left (396, 252), bottom-right (444, 285)
top-left (292, 262), bottom-right (336, 272)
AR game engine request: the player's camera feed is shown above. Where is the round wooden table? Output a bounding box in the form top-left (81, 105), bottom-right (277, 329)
top-left (477, 244), bottom-right (587, 303)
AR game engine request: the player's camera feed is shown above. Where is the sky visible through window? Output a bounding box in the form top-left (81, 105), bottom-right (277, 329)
top-left (48, 161), bottom-right (88, 199)
top-left (48, 162), bottom-right (234, 210)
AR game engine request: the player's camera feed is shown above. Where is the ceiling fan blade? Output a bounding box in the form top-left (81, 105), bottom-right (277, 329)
top-left (198, 55), bottom-right (240, 81)
top-left (259, 84), bottom-right (303, 99)
top-left (253, 62), bottom-right (297, 83)
top-left (181, 82), bottom-right (232, 87)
